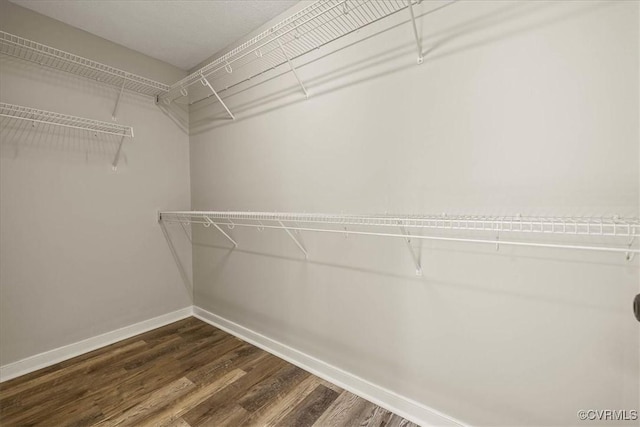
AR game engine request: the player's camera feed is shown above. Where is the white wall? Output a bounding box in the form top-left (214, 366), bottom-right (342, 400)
top-left (0, 1), bottom-right (192, 366)
top-left (188, 1), bottom-right (639, 426)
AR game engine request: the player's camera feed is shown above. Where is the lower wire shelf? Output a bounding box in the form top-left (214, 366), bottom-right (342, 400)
top-left (159, 211), bottom-right (640, 276)
top-left (0, 102), bottom-right (133, 169)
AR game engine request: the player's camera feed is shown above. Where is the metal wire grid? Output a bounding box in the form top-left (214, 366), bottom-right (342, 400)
top-left (0, 103), bottom-right (134, 137)
top-left (161, 0), bottom-right (410, 104)
top-left (160, 212), bottom-right (640, 238)
top-left (0, 31), bottom-right (170, 97)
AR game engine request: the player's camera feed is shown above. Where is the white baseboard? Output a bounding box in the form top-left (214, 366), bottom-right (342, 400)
top-left (1, 304), bottom-right (466, 427)
top-left (0, 306), bottom-right (193, 383)
top-left (193, 306), bottom-right (467, 427)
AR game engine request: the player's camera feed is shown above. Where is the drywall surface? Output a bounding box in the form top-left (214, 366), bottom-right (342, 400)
top-left (188, 1), bottom-right (639, 426)
top-left (0, 0), bottom-right (192, 365)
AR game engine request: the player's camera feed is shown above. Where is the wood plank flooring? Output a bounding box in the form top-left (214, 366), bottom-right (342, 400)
top-left (0, 317), bottom-right (419, 427)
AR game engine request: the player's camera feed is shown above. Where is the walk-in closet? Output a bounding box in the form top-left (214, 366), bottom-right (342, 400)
top-left (1, 1), bottom-right (638, 426)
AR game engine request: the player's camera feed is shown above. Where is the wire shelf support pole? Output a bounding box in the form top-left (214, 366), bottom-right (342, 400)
top-left (407, 0), bottom-right (424, 64)
top-left (277, 37), bottom-right (309, 99)
top-left (112, 79), bottom-right (126, 121)
top-left (180, 222), bottom-right (193, 243)
top-left (200, 75), bottom-right (235, 120)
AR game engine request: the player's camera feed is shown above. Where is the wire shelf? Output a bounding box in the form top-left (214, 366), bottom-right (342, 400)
top-left (0, 102), bottom-right (134, 138)
top-left (160, 211), bottom-right (640, 258)
top-left (0, 31), bottom-right (170, 97)
top-left (160, 0), bottom-right (412, 105)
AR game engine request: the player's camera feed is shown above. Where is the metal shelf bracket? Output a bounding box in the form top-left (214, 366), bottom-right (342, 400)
top-left (278, 220), bottom-right (309, 258)
top-left (205, 216), bottom-right (238, 247)
top-left (400, 226), bottom-right (423, 276)
top-left (627, 236), bottom-right (636, 261)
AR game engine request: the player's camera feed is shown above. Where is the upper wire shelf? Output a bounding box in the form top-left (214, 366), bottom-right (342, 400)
top-left (0, 102), bottom-right (134, 137)
top-left (159, 0), bottom-right (415, 107)
top-left (0, 31), bottom-right (170, 98)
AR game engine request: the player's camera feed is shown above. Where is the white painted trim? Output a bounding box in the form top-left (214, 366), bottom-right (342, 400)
top-left (0, 306), bottom-right (193, 383)
top-left (193, 306), bottom-right (468, 427)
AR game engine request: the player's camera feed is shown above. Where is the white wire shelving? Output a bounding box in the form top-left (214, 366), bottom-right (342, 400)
top-left (0, 31), bottom-right (170, 99)
top-left (0, 103), bottom-right (134, 137)
top-left (159, 211), bottom-right (640, 275)
top-left (159, 0), bottom-right (425, 114)
top-left (0, 102), bottom-right (134, 168)
top-left (1, 1), bottom-right (425, 123)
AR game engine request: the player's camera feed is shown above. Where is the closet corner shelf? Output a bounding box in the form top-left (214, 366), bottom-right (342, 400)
top-left (159, 211), bottom-right (640, 276)
top-left (0, 31), bottom-right (169, 98)
top-left (159, 0), bottom-right (425, 110)
top-left (0, 102), bottom-right (133, 168)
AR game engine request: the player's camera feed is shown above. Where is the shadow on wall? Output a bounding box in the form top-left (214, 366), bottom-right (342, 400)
top-left (156, 100), bottom-right (189, 134)
top-left (161, 218), bottom-right (632, 315)
top-left (188, 0), bottom-right (616, 135)
top-left (159, 219), bottom-right (193, 297)
top-left (185, 231), bottom-right (635, 426)
top-left (192, 243), bottom-right (629, 315)
top-left (0, 117), bottom-right (128, 167)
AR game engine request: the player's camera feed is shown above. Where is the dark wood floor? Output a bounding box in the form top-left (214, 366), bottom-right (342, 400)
top-left (0, 317), bottom-right (418, 427)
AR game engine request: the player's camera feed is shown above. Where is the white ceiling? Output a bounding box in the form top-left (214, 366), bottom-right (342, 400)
top-left (10, 0), bottom-right (299, 71)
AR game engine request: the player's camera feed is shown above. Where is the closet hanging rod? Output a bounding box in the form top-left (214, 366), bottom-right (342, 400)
top-left (0, 31), bottom-right (170, 97)
top-left (0, 103), bottom-right (134, 138)
top-left (159, 0), bottom-right (420, 105)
